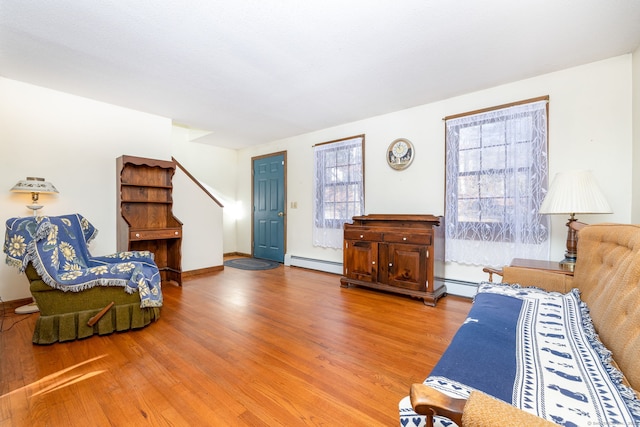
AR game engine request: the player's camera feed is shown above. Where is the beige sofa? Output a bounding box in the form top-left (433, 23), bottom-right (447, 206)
top-left (408, 223), bottom-right (640, 426)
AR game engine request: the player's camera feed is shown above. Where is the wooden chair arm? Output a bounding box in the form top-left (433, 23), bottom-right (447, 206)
top-left (482, 267), bottom-right (503, 282)
top-left (410, 383), bottom-right (465, 426)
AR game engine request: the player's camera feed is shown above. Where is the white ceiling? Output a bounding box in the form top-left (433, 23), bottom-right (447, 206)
top-left (2, 1), bottom-right (640, 149)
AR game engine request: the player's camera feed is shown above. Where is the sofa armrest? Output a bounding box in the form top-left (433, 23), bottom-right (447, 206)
top-left (482, 267), bottom-right (503, 282)
top-left (410, 384), bottom-right (556, 427)
top-left (501, 266), bottom-right (573, 293)
top-left (483, 265), bottom-right (574, 294)
top-left (410, 383), bottom-right (464, 426)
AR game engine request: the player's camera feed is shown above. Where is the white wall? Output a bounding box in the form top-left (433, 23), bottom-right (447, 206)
top-left (172, 167), bottom-right (224, 270)
top-left (0, 77), bottom-right (172, 301)
top-left (234, 55), bottom-right (635, 284)
top-left (171, 126), bottom-right (239, 253)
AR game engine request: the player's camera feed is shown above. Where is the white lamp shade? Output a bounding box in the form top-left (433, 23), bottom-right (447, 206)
top-left (539, 170), bottom-right (611, 215)
top-left (11, 177), bottom-right (58, 194)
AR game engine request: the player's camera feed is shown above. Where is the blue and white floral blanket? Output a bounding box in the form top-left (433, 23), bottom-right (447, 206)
top-left (399, 282), bottom-right (640, 427)
top-left (4, 214), bottom-right (162, 308)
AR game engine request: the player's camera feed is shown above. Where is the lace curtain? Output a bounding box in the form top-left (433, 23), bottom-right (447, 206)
top-left (445, 100), bottom-right (550, 267)
top-left (313, 136), bottom-right (364, 248)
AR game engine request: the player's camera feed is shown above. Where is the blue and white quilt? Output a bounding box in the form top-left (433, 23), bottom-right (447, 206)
top-left (399, 283), bottom-right (640, 427)
top-left (4, 214), bottom-right (162, 308)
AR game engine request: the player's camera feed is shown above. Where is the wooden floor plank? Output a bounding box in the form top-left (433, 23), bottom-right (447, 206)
top-left (0, 263), bottom-right (472, 426)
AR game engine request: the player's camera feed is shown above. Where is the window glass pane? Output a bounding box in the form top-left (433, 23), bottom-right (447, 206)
top-left (323, 186), bottom-right (335, 202)
top-left (323, 203), bottom-right (335, 220)
top-left (334, 202), bottom-right (347, 221)
top-left (515, 171), bottom-right (532, 194)
top-left (458, 199), bottom-right (480, 222)
top-left (481, 121), bottom-right (505, 147)
top-left (509, 116), bottom-right (533, 142)
top-left (324, 166), bottom-right (335, 183)
top-left (336, 149), bottom-right (349, 165)
top-left (335, 166), bottom-right (349, 183)
top-left (459, 126), bottom-right (480, 149)
top-left (349, 164), bottom-right (362, 181)
top-left (458, 175), bottom-right (479, 199)
top-left (479, 174), bottom-right (505, 198)
top-left (325, 151), bottom-right (336, 167)
top-left (459, 148), bottom-right (480, 173)
top-left (513, 141), bottom-right (532, 168)
top-left (480, 198), bottom-right (504, 223)
top-left (482, 145), bottom-right (505, 170)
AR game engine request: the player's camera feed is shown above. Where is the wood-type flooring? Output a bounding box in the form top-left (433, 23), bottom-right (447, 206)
top-left (0, 261), bottom-right (471, 426)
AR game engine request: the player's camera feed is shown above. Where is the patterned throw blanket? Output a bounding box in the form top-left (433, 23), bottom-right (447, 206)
top-left (399, 283), bottom-right (640, 427)
top-left (4, 214), bottom-right (162, 308)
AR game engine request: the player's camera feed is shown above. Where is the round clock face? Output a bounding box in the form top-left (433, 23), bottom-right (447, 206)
top-left (392, 140), bottom-right (409, 157)
top-left (387, 138), bottom-right (414, 170)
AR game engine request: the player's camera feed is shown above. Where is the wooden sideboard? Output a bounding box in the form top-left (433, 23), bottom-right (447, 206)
top-left (116, 155), bottom-right (183, 286)
top-left (340, 214), bottom-right (445, 306)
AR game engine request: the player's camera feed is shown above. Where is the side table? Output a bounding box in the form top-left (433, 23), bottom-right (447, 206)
top-left (483, 258), bottom-right (574, 282)
top-left (509, 258), bottom-right (575, 276)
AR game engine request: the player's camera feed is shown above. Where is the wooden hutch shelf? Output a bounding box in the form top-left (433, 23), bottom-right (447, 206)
top-left (116, 155), bottom-right (183, 286)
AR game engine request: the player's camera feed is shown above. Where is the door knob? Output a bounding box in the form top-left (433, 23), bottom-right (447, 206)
top-left (278, 212), bottom-right (284, 217)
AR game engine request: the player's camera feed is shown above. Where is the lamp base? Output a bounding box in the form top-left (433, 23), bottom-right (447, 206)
top-left (559, 214), bottom-right (579, 273)
top-left (26, 204), bottom-right (43, 217)
top-left (559, 257), bottom-right (576, 272)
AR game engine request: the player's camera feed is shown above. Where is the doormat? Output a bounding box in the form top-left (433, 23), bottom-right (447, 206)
top-left (223, 258), bottom-right (281, 271)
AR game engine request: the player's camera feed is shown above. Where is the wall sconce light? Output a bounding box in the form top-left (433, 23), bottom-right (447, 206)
top-left (10, 177), bottom-right (59, 216)
top-left (539, 170), bottom-right (612, 271)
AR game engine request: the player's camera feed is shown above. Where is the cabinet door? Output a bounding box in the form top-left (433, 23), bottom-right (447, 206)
top-left (344, 240), bottom-right (378, 283)
top-left (386, 243), bottom-right (427, 291)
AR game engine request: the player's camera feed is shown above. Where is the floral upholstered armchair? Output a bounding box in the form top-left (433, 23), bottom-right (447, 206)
top-left (4, 214), bottom-right (162, 344)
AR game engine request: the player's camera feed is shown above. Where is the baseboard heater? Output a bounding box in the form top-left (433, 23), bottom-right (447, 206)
top-left (284, 255), bottom-right (343, 275)
top-left (284, 254), bottom-right (479, 298)
top-left (436, 277), bottom-right (478, 299)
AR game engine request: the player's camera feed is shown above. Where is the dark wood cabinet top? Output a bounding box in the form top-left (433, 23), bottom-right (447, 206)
top-left (349, 214), bottom-right (442, 229)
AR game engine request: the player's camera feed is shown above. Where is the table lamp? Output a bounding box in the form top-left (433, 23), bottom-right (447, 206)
top-left (539, 170), bottom-right (611, 271)
top-left (10, 177), bottom-right (59, 216)
top-left (9, 177), bottom-right (59, 313)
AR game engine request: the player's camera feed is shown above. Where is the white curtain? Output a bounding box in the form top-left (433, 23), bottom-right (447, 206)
top-left (313, 136), bottom-right (364, 248)
top-left (445, 100), bottom-right (550, 267)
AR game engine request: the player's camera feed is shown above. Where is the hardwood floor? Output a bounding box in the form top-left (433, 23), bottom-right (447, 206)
top-left (0, 263), bottom-right (472, 426)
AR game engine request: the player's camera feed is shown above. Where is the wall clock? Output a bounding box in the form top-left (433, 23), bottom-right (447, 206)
top-left (387, 138), bottom-right (414, 170)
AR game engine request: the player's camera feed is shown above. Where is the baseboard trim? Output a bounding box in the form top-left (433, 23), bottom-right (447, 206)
top-left (1, 297), bottom-right (33, 310)
top-left (223, 251), bottom-right (252, 258)
top-left (182, 265), bottom-right (224, 279)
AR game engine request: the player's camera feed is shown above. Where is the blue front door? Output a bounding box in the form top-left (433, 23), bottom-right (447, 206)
top-left (253, 153), bottom-right (285, 262)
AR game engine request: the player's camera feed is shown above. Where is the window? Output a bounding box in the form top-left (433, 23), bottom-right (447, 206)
top-left (313, 135), bottom-right (364, 248)
top-left (444, 98), bottom-right (550, 267)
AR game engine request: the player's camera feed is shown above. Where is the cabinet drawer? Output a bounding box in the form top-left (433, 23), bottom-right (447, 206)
top-left (130, 228), bottom-right (182, 241)
top-left (344, 230), bottom-right (383, 241)
top-left (383, 233), bottom-right (432, 245)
